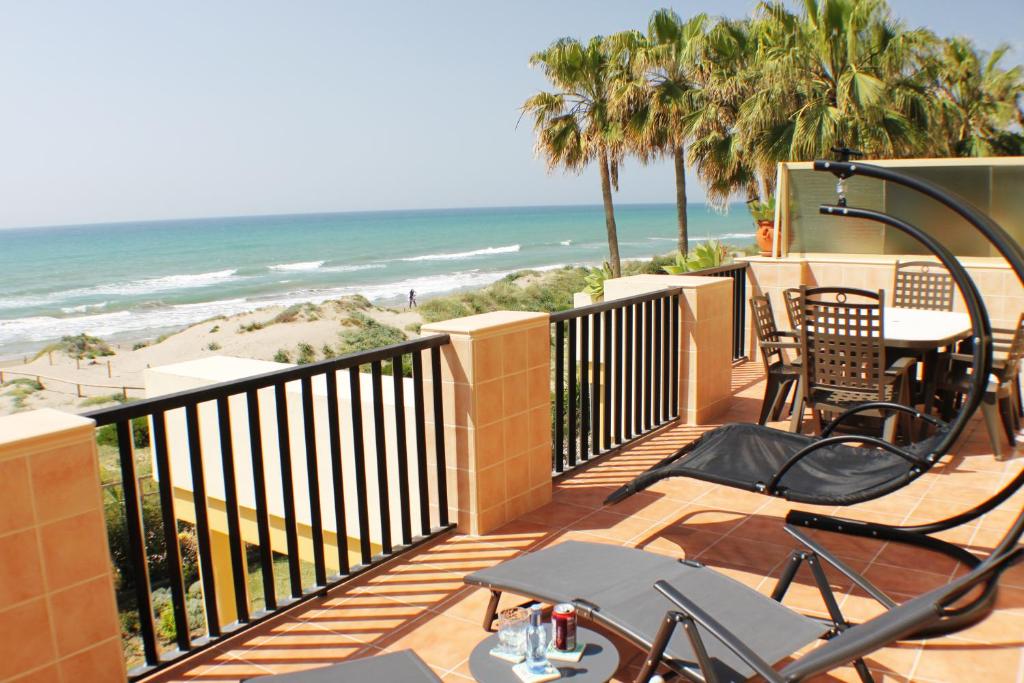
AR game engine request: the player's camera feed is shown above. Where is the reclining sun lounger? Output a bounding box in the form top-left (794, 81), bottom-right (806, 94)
top-left (466, 518), bottom-right (1023, 683)
top-left (248, 649), bottom-right (441, 682)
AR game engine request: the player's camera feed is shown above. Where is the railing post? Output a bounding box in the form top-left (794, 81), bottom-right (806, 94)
top-left (422, 312), bottom-right (552, 534)
top-left (0, 409), bottom-right (125, 682)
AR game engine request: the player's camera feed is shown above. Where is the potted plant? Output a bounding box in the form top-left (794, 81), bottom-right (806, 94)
top-left (747, 196), bottom-right (777, 256)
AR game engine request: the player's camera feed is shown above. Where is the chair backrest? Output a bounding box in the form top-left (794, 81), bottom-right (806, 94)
top-left (994, 313), bottom-right (1024, 384)
top-left (799, 287), bottom-right (887, 401)
top-left (782, 288), bottom-right (802, 330)
top-left (893, 260), bottom-right (955, 311)
top-left (750, 295), bottom-right (786, 371)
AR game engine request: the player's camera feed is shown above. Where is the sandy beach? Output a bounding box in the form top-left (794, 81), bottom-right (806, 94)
top-left (0, 297), bottom-right (424, 416)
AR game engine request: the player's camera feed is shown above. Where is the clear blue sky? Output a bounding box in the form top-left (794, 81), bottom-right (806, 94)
top-left (1, 1), bottom-right (1021, 229)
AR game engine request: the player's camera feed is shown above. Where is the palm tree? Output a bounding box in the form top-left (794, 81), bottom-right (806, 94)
top-left (523, 36), bottom-right (633, 277)
top-left (740, 0), bottom-right (934, 172)
top-left (686, 17), bottom-right (762, 207)
top-left (629, 10), bottom-right (709, 255)
top-left (930, 38), bottom-right (1024, 156)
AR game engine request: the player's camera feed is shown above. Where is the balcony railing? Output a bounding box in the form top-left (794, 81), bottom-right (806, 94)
top-left (85, 334), bottom-right (454, 679)
top-left (549, 288), bottom-right (681, 474)
top-left (689, 262), bottom-right (749, 362)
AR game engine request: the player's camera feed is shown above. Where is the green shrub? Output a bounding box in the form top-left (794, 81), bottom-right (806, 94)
top-left (321, 344), bottom-right (337, 359)
top-left (207, 342), bottom-right (221, 351)
top-left (404, 322), bottom-right (423, 334)
top-left (209, 325), bottom-right (220, 333)
top-left (35, 333), bottom-right (114, 360)
top-left (79, 393), bottom-right (128, 407)
top-left (104, 489), bottom-right (166, 592)
top-left (332, 295), bottom-right (372, 312)
top-left (132, 341), bottom-right (149, 351)
top-left (273, 349), bottom-right (292, 363)
top-left (96, 417), bottom-right (150, 449)
top-left (272, 304), bottom-right (303, 324)
top-left (296, 342), bottom-right (316, 364)
top-left (336, 313), bottom-right (406, 355)
top-left (237, 321), bottom-right (264, 333)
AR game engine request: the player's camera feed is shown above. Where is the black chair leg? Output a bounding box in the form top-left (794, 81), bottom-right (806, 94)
top-left (770, 379), bottom-right (796, 421)
top-left (999, 395), bottom-right (1017, 447)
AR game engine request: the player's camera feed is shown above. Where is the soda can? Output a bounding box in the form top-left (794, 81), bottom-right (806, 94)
top-left (552, 603), bottom-right (576, 651)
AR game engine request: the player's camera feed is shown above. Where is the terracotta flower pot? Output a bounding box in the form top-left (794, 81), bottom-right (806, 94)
top-left (755, 219), bottom-right (776, 256)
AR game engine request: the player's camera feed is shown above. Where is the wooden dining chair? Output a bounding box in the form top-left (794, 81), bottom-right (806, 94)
top-left (893, 260), bottom-right (955, 311)
top-left (792, 286), bottom-right (916, 440)
top-left (938, 313), bottom-right (1023, 459)
top-left (750, 295), bottom-right (801, 424)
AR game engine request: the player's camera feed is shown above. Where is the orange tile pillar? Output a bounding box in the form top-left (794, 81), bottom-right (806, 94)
top-left (422, 311), bottom-right (553, 534)
top-left (0, 409), bottom-right (125, 682)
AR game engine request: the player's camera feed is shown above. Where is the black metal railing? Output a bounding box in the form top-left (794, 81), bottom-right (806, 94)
top-left (689, 262), bottom-right (749, 361)
top-left (86, 335), bottom-right (453, 679)
top-left (550, 288), bottom-right (681, 474)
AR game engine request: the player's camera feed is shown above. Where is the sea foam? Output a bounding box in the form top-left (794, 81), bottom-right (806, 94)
top-left (269, 261), bottom-right (325, 271)
top-left (399, 244), bottom-right (520, 262)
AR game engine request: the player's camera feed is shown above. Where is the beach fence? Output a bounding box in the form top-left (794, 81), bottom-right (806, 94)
top-left (0, 368), bottom-right (144, 400)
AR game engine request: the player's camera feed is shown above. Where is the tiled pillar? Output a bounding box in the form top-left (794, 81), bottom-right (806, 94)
top-left (603, 274), bottom-right (733, 424)
top-left (0, 409), bottom-right (125, 683)
top-left (422, 311), bottom-right (552, 535)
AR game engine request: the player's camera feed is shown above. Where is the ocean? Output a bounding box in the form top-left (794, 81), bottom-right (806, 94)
top-left (0, 203), bottom-right (753, 356)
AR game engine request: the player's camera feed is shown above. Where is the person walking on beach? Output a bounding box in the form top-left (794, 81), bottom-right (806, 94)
top-left (408, 289), bottom-right (417, 309)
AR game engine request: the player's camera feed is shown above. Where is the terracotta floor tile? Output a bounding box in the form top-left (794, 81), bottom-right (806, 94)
top-left (379, 613), bottom-right (486, 671)
top-left (519, 500), bottom-right (597, 528)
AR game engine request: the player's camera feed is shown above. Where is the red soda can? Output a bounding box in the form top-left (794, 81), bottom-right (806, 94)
top-left (553, 603), bottom-right (576, 651)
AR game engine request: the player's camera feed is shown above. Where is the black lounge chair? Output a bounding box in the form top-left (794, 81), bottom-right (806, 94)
top-left (606, 159), bottom-right (1024, 572)
top-left (248, 650), bottom-right (441, 682)
top-left (466, 529), bottom-right (1023, 683)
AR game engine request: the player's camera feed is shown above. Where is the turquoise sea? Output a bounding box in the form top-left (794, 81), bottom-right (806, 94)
top-left (0, 203), bottom-right (752, 355)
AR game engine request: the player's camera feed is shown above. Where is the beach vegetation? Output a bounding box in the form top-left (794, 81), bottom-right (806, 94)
top-left (154, 332), bottom-right (174, 344)
top-left (405, 322), bottom-right (423, 334)
top-left (296, 342), bottom-right (316, 364)
top-left (321, 344), bottom-right (337, 359)
top-left (332, 295), bottom-right (372, 312)
top-left (207, 342), bottom-right (221, 351)
top-left (337, 313), bottom-right (406, 354)
top-left (132, 341), bottom-right (149, 350)
top-left (273, 349), bottom-right (292, 363)
top-left (36, 333), bottom-right (114, 360)
top-left (79, 393), bottom-right (130, 407)
top-left (238, 321), bottom-right (265, 333)
top-left (209, 325), bottom-right (220, 333)
top-left (2, 378), bottom-right (43, 410)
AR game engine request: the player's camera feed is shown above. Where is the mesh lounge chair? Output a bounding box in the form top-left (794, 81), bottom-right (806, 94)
top-left (466, 516), bottom-right (1023, 683)
top-left (247, 650), bottom-right (441, 682)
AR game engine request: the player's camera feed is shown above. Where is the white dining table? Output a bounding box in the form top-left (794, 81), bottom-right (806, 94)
top-left (883, 308), bottom-right (972, 349)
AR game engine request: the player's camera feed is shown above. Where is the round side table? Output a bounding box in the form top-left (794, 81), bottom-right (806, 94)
top-left (468, 624), bottom-right (619, 682)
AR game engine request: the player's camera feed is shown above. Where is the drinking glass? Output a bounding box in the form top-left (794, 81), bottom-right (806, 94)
top-left (497, 607), bottom-right (528, 656)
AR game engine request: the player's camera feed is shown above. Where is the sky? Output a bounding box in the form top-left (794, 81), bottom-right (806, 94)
top-left (1, 1), bottom-right (1022, 230)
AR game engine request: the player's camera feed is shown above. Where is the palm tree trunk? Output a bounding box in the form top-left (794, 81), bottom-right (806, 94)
top-left (599, 149), bottom-right (622, 277)
top-left (673, 144), bottom-right (689, 255)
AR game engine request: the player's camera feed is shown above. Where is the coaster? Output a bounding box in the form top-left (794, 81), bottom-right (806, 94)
top-left (546, 641), bottom-right (585, 662)
top-left (512, 661), bottom-right (561, 682)
top-left (489, 647), bottom-right (525, 664)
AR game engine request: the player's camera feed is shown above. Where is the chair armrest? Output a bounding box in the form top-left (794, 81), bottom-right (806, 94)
top-left (947, 353), bottom-right (974, 363)
top-left (777, 330), bottom-right (799, 338)
top-left (884, 355), bottom-right (916, 378)
top-left (760, 340), bottom-right (801, 351)
top-left (653, 581), bottom-right (785, 683)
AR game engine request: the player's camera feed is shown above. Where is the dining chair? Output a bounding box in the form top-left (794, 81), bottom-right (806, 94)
top-left (791, 286), bottom-right (916, 440)
top-left (938, 312), bottom-right (1023, 459)
top-left (892, 260), bottom-right (955, 311)
top-left (782, 287), bottom-right (802, 330)
top-left (749, 295), bottom-right (801, 424)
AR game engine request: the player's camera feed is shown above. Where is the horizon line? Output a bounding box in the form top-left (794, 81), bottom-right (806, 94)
top-left (0, 200), bottom-right (746, 233)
